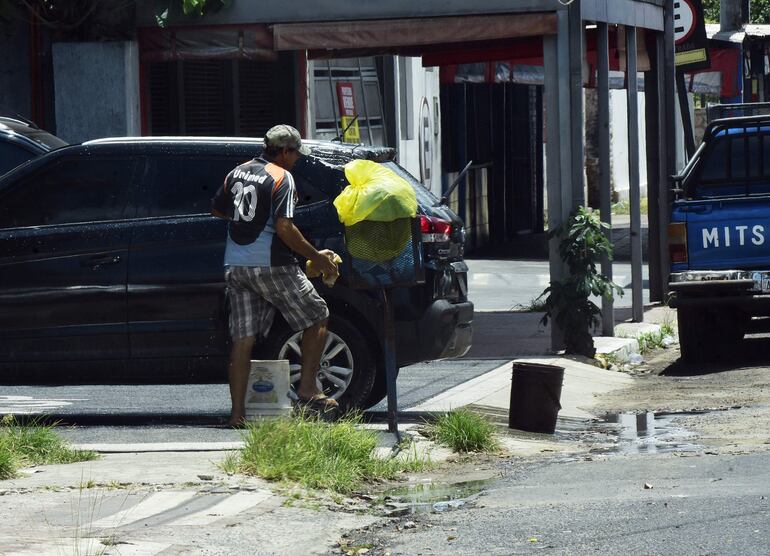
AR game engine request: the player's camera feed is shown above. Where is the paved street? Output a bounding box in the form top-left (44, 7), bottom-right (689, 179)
top-left (345, 451), bottom-right (770, 555)
top-left (466, 257), bottom-right (650, 312)
top-left (5, 259), bottom-right (770, 555)
top-left (0, 258), bottom-right (643, 444)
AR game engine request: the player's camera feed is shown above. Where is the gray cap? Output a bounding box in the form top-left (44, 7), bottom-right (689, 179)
top-left (264, 124), bottom-right (310, 155)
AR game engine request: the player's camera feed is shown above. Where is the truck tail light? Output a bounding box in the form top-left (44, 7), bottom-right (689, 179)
top-left (420, 215), bottom-right (452, 243)
top-left (668, 222), bottom-right (688, 264)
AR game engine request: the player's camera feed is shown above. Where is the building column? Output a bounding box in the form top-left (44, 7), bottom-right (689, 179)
top-left (626, 26), bottom-right (644, 323)
top-left (545, 4), bottom-right (585, 350)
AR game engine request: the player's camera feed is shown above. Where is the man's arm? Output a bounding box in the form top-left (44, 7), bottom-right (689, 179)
top-left (211, 206), bottom-right (228, 219)
top-left (211, 174), bottom-right (233, 219)
top-left (274, 217), bottom-right (338, 277)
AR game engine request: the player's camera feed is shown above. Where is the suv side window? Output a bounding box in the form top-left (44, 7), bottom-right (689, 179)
top-left (0, 142), bottom-right (35, 176)
top-left (139, 156), bottom-right (247, 217)
top-left (0, 156), bottom-right (138, 229)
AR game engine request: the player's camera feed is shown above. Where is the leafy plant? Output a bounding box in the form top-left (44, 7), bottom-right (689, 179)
top-left (540, 206), bottom-right (623, 358)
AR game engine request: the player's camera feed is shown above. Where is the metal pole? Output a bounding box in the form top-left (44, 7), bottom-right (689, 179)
top-left (626, 26), bottom-right (644, 323)
top-left (646, 30), bottom-right (663, 303)
top-left (544, 27), bottom-right (566, 352)
top-left (380, 289), bottom-right (401, 442)
top-left (357, 57), bottom-right (375, 145)
top-left (660, 0), bottom-right (676, 299)
top-left (597, 22), bottom-right (614, 336)
top-left (676, 71), bottom-right (696, 158)
top-left (568, 0), bottom-right (585, 208)
top-left (327, 60), bottom-right (341, 138)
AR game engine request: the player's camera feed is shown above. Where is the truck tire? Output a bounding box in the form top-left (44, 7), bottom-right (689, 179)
top-left (261, 315), bottom-right (377, 413)
top-left (723, 310), bottom-right (749, 343)
top-left (677, 307), bottom-right (716, 364)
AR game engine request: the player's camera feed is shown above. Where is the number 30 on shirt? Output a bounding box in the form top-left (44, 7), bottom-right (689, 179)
top-left (231, 181), bottom-right (257, 222)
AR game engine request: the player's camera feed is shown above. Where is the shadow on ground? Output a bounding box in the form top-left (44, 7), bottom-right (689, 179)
top-left (661, 336), bottom-right (770, 377)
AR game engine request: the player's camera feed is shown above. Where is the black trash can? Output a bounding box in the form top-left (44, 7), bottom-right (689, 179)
top-left (508, 362), bottom-right (565, 434)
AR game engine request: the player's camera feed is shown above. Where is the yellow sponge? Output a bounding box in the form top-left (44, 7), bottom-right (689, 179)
top-left (306, 252), bottom-right (342, 287)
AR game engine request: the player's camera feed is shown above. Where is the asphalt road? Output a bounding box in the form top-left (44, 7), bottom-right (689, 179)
top-left (346, 451), bottom-right (770, 555)
top-left (466, 258), bottom-right (650, 312)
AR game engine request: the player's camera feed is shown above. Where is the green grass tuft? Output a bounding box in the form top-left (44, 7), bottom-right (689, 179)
top-left (225, 412), bottom-right (429, 493)
top-left (0, 415), bottom-right (99, 480)
top-left (636, 326), bottom-right (675, 354)
top-left (611, 197), bottom-right (648, 216)
top-left (426, 409), bottom-right (500, 453)
top-left (511, 295), bottom-right (547, 312)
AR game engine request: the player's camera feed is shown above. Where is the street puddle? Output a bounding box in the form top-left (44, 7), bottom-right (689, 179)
top-left (381, 479), bottom-right (491, 514)
top-left (589, 411), bottom-right (702, 455)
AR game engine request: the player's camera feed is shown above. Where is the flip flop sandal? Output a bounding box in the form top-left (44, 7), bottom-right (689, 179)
top-left (294, 394), bottom-right (339, 412)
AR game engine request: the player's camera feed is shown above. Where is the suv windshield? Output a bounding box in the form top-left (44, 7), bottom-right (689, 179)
top-left (22, 129), bottom-right (68, 151)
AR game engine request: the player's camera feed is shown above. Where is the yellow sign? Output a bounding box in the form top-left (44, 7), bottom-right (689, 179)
top-left (340, 116), bottom-right (360, 143)
top-left (675, 48), bottom-right (708, 67)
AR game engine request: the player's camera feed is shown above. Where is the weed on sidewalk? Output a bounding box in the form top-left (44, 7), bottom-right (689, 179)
top-left (0, 415), bottom-right (98, 480)
top-left (424, 409), bottom-right (500, 453)
top-left (222, 412), bottom-right (430, 493)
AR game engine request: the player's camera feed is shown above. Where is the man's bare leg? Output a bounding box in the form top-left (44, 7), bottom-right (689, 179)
top-left (296, 318), bottom-right (332, 401)
top-left (228, 336), bottom-right (255, 426)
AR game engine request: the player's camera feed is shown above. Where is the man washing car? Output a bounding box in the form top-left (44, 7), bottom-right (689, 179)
top-left (211, 124), bottom-right (339, 426)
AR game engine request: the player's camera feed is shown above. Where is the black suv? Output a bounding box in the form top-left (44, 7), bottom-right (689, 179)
top-left (0, 116), bottom-right (67, 176)
top-left (0, 137), bottom-right (473, 410)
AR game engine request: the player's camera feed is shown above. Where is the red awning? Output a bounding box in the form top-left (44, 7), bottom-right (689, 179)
top-left (137, 24), bottom-right (276, 62)
top-left (272, 13), bottom-right (557, 52)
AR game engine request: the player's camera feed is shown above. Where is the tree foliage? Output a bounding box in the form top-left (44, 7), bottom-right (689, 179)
top-left (702, 0), bottom-right (770, 24)
top-left (156, 0), bottom-right (230, 26)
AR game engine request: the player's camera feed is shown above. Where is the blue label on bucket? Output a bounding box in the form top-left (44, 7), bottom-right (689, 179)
top-left (252, 381), bottom-right (274, 393)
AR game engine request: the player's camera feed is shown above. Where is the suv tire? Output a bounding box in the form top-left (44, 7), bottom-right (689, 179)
top-left (262, 315), bottom-right (377, 412)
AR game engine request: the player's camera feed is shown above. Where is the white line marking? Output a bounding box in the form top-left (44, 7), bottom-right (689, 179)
top-left (90, 491), bottom-right (197, 529)
top-left (0, 395), bottom-right (87, 414)
top-left (4, 538), bottom-right (170, 556)
top-left (173, 490), bottom-right (273, 526)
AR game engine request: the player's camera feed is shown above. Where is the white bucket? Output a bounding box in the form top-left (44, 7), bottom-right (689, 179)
top-left (244, 360), bottom-right (292, 419)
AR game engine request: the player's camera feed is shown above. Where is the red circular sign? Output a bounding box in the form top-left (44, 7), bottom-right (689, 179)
top-left (674, 0), bottom-right (697, 45)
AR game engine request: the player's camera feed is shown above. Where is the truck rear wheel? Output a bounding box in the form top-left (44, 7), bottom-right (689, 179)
top-left (677, 307), bottom-right (716, 364)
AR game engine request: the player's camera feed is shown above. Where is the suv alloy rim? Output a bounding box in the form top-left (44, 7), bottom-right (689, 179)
top-left (278, 331), bottom-right (355, 400)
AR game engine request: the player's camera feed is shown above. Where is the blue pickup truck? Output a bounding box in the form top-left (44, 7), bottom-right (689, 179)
top-left (669, 115), bottom-right (770, 363)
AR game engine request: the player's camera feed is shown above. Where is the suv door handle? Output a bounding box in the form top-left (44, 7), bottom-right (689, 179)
top-left (82, 254), bottom-right (121, 270)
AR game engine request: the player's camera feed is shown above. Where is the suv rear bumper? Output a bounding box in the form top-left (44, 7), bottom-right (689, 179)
top-left (669, 291), bottom-right (770, 311)
top-left (396, 299), bottom-right (473, 365)
top-left (669, 270), bottom-right (770, 313)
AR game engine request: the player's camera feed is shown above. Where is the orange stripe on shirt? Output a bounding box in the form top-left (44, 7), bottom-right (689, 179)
top-left (265, 163), bottom-right (285, 191)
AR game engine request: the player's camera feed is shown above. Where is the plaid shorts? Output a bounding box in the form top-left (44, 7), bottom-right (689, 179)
top-left (225, 265), bottom-right (329, 340)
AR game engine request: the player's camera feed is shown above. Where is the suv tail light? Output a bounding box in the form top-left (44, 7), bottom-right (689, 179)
top-left (668, 222), bottom-right (688, 264)
top-left (420, 215), bottom-right (452, 243)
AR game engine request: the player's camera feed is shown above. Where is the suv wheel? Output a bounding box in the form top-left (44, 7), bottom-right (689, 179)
top-left (262, 315), bottom-right (377, 412)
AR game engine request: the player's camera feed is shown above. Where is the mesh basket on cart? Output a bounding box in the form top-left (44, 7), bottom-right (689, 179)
top-left (343, 217), bottom-right (424, 290)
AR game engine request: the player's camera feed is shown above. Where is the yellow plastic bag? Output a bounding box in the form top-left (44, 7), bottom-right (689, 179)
top-left (333, 160), bottom-right (417, 226)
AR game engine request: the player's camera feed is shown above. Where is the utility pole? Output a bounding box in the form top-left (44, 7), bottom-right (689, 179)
top-left (720, 0), bottom-right (749, 32)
